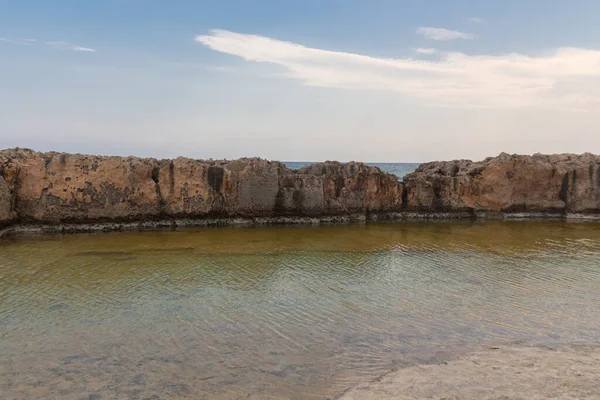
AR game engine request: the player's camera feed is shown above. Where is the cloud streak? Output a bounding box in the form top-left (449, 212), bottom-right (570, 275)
top-left (414, 48), bottom-right (436, 55)
top-left (416, 27), bottom-right (475, 41)
top-left (46, 41), bottom-right (96, 52)
top-left (195, 29), bottom-right (600, 110)
top-left (469, 17), bottom-right (486, 24)
top-left (0, 37), bottom-right (37, 45)
top-left (0, 37), bottom-right (95, 52)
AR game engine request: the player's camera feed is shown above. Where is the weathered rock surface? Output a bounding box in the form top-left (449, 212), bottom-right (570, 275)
top-left (341, 345), bottom-right (600, 400)
top-left (0, 149), bottom-right (403, 227)
top-left (2, 148), bottom-right (600, 232)
top-left (404, 152), bottom-right (600, 215)
top-left (0, 175), bottom-right (13, 226)
top-left (299, 162), bottom-right (403, 214)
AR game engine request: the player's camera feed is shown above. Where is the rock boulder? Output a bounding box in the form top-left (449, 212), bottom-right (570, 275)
top-left (403, 152), bottom-right (600, 215)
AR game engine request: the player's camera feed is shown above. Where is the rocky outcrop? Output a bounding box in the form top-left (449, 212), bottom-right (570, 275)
top-left (403, 152), bottom-right (600, 216)
top-left (2, 148), bottom-right (600, 234)
top-left (0, 149), bottom-right (403, 228)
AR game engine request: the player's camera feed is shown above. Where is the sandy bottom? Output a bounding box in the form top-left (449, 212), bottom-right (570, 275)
top-left (339, 345), bottom-right (600, 400)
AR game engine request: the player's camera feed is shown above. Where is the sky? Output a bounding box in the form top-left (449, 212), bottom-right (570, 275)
top-left (1, 0), bottom-right (600, 162)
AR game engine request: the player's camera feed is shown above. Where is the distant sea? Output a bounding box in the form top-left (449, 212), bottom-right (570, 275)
top-left (282, 162), bottom-right (420, 179)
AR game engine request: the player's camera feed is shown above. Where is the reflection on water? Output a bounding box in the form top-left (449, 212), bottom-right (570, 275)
top-left (1, 221), bottom-right (600, 399)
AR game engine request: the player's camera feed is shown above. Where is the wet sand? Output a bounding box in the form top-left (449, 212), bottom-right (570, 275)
top-left (340, 345), bottom-right (600, 400)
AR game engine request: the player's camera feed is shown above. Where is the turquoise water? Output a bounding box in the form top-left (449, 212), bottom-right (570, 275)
top-left (283, 162), bottom-right (420, 178)
top-left (1, 221), bottom-right (600, 398)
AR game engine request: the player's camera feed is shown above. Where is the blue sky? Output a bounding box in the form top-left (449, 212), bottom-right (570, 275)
top-left (1, 0), bottom-right (600, 162)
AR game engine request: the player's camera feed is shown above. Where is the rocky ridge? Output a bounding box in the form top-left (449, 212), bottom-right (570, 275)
top-left (0, 148), bottom-right (402, 232)
top-left (1, 149), bottom-right (599, 235)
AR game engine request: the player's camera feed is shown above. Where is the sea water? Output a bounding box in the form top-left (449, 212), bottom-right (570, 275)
top-left (1, 221), bottom-right (600, 398)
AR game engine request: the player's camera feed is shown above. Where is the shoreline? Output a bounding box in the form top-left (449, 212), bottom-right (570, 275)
top-left (2, 211), bottom-right (600, 239)
top-left (338, 344), bottom-right (600, 400)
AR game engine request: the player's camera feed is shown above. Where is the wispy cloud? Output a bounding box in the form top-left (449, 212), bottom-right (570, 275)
top-left (414, 48), bottom-right (436, 55)
top-left (416, 27), bottom-right (475, 41)
top-left (0, 37), bottom-right (37, 45)
top-left (195, 29), bottom-right (600, 110)
top-left (0, 37), bottom-right (95, 52)
top-left (469, 17), bottom-right (486, 24)
top-left (46, 41), bottom-right (96, 52)
top-left (71, 45), bottom-right (96, 52)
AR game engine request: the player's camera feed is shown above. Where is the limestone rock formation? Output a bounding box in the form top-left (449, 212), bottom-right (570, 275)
top-left (403, 152), bottom-right (600, 215)
top-left (298, 161), bottom-right (403, 214)
top-left (0, 149), bottom-right (403, 226)
top-left (2, 148), bottom-right (599, 231)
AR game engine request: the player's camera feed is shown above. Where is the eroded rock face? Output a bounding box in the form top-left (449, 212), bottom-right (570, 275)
top-left (0, 149), bottom-right (403, 226)
top-left (0, 149), bottom-right (161, 223)
top-left (403, 152), bottom-right (600, 215)
top-left (0, 176), bottom-right (13, 226)
top-left (299, 162), bottom-right (403, 213)
top-left (3, 148), bottom-right (599, 229)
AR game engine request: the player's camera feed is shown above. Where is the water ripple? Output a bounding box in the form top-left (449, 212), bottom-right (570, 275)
top-left (1, 221), bottom-right (600, 398)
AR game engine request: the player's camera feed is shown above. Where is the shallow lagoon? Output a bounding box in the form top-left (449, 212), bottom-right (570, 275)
top-left (2, 221), bottom-right (600, 399)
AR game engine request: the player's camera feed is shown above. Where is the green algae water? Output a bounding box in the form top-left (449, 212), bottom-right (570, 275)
top-left (2, 221), bottom-right (600, 399)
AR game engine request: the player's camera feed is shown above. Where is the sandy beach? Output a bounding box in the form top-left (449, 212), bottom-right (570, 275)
top-left (340, 345), bottom-right (600, 400)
